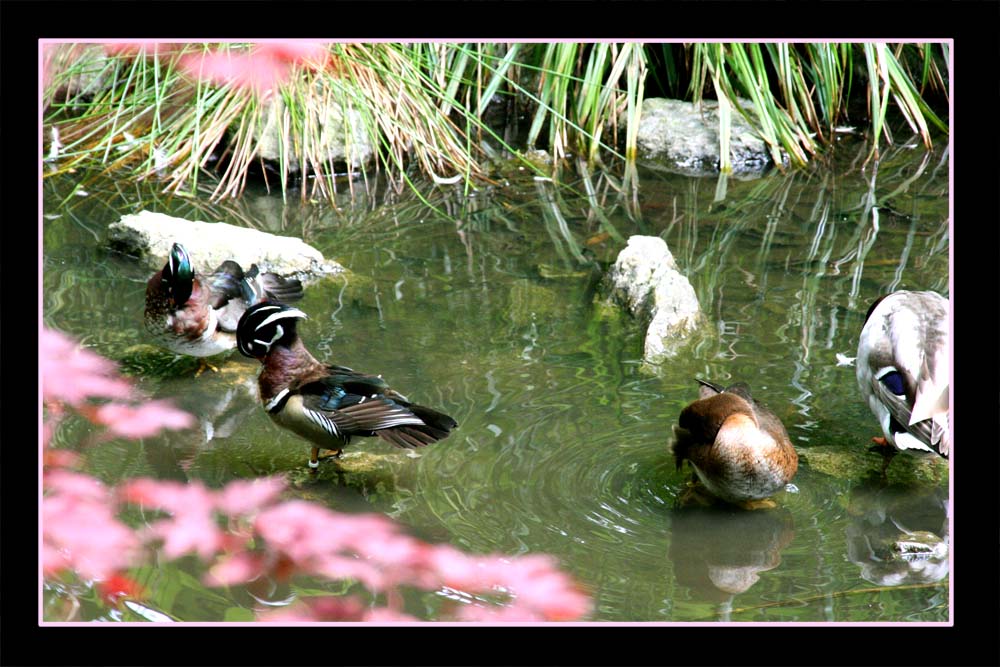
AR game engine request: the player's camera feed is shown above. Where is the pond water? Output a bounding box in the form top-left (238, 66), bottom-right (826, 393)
top-left (42, 134), bottom-right (950, 623)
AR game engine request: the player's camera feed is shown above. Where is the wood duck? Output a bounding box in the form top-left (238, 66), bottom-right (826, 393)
top-left (235, 302), bottom-right (458, 468)
top-left (856, 290), bottom-right (949, 457)
top-left (144, 243), bottom-right (303, 373)
top-left (672, 379), bottom-right (798, 507)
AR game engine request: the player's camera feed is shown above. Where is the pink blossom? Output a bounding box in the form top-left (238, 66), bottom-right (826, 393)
top-left (486, 555), bottom-right (591, 621)
top-left (94, 400), bottom-right (194, 439)
top-left (254, 42), bottom-right (331, 70)
top-left (180, 49), bottom-right (290, 96)
top-left (457, 603), bottom-right (544, 623)
top-left (423, 545), bottom-right (490, 590)
top-left (204, 552), bottom-right (266, 586)
top-left (310, 554), bottom-right (384, 591)
top-left (148, 511), bottom-right (225, 561)
top-left (43, 472), bottom-right (140, 581)
top-left (40, 328), bottom-right (133, 406)
top-left (121, 479), bottom-right (215, 515)
top-left (363, 608), bottom-right (419, 622)
top-left (43, 447), bottom-right (81, 469)
top-left (215, 477), bottom-right (286, 517)
top-left (121, 479), bottom-right (225, 561)
top-left (44, 470), bottom-right (110, 501)
top-left (259, 596), bottom-right (366, 622)
top-left (254, 501), bottom-right (351, 560)
top-left (349, 531), bottom-right (424, 571)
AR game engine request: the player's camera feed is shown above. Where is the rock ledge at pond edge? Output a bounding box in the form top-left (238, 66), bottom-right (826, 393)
top-left (107, 210), bottom-right (344, 282)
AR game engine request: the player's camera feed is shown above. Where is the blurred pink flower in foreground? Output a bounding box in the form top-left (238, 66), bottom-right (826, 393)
top-left (43, 471), bottom-right (139, 581)
top-left (40, 327), bottom-right (194, 436)
top-left (42, 327), bottom-right (193, 587)
top-left (40, 328), bottom-right (133, 407)
top-left (120, 476), bottom-right (590, 621)
top-left (41, 327), bottom-right (590, 622)
top-left (179, 42), bottom-right (331, 96)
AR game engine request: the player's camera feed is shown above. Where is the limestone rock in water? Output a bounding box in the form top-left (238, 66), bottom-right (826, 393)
top-left (256, 80), bottom-right (374, 170)
top-left (634, 97), bottom-right (788, 177)
top-left (107, 210), bottom-right (344, 282)
top-left (605, 235), bottom-right (701, 363)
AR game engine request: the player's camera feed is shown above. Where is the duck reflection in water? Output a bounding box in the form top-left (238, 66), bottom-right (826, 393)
top-left (845, 482), bottom-right (949, 586)
top-left (669, 507), bottom-right (795, 619)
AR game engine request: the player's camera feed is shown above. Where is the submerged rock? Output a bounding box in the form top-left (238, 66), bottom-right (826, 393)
top-left (107, 210), bottom-right (345, 282)
top-left (845, 485), bottom-right (949, 586)
top-left (634, 97), bottom-right (788, 177)
top-left (604, 235), bottom-right (701, 363)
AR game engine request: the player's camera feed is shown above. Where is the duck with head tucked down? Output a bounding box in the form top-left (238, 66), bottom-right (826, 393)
top-left (672, 379), bottom-right (798, 508)
top-left (145, 243), bottom-right (304, 373)
top-left (856, 290), bottom-right (949, 458)
top-left (235, 302), bottom-right (458, 469)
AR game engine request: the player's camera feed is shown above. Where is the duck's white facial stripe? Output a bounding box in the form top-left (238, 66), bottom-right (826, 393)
top-left (253, 323), bottom-right (285, 353)
top-left (256, 309), bottom-right (307, 331)
top-left (264, 388), bottom-right (290, 412)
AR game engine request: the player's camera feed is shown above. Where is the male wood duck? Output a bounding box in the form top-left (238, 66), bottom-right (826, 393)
top-left (235, 302), bottom-right (458, 468)
top-left (145, 243), bottom-right (303, 373)
top-left (672, 379), bottom-right (798, 507)
top-left (856, 290), bottom-right (949, 457)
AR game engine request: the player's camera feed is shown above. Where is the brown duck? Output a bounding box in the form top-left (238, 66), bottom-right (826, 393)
top-left (672, 379), bottom-right (798, 507)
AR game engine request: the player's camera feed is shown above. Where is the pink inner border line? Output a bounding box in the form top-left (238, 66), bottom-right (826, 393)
top-left (38, 37), bottom-right (954, 628)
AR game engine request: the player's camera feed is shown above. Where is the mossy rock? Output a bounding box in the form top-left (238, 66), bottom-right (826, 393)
top-left (801, 445), bottom-right (949, 487)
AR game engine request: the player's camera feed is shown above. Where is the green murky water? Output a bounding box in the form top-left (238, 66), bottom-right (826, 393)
top-left (43, 136), bottom-right (950, 622)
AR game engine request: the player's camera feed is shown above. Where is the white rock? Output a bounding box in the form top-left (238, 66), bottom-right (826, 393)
top-left (107, 210), bottom-right (344, 281)
top-left (634, 98), bottom-right (788, 177)
top-left (256, 80), bottom-right (374, 170)
top-left (606, 235), bottom-right (701, 363)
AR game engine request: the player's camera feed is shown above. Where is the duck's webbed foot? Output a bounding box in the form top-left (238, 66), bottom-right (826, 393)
top-left (677, 481), bottom-right (716, 508)
top-left (738, 498), bottom-right (777, 511)
top-left (308, 447), bottom-right (344, 469)
top-left (194, 359), bottom-right (220, 377)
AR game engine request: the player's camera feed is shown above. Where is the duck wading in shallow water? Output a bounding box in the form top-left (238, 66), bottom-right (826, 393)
top-left (235, 302), bottom-right (458, 469)
top-left (856, 290), bottom-right (950, 458)
top-left (145, 243), bottom-right (304, 374)
top-left (672, 379), bottom-right (798, 509)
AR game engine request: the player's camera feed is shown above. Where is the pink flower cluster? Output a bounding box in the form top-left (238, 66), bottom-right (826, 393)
top-left (41, 327), bottom-right (590, 622)
top-left (121, 478), bottom-right (590, 622)
top-left (41, 328), bottom-right (194, 443)
top-left (102, 41), bottom-right (333, 97)
top-left (43, 470), bottom-right (140, 582)
top-left (41, 327), bottom-right (193, 587)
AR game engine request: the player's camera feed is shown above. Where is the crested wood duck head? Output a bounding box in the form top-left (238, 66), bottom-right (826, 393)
top-left (856, 290), bottom-right (949, 457)
top-left (144, 243), bottom-right (303, 371)
top-left (672, 379), bottom-right (798, 507)
top-left (235, 302), bottom-right (458, 468)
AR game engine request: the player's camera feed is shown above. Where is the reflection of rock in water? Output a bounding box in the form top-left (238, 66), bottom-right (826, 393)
top-left (845, 484), bottom-right (949, 586)
top-left (669, 507), bottom-right (795, 604)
